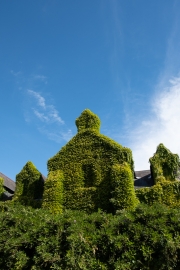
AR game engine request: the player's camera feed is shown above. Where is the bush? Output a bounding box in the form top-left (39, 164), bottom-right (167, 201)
top-left (1, 202), bottom-right (180, 269)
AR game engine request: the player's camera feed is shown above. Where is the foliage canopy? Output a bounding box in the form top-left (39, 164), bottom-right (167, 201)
top-left (1, 202), bottom-right (180, 269)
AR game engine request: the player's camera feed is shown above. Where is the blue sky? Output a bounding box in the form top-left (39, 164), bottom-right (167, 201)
top-left (1, 1), bottom-right (180, 180)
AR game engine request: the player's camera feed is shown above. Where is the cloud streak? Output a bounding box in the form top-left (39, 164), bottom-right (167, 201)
top-left (27, 89), bottom-right (73, 143)
top-left (28, 89), bottom-right (46, 109)
top-left (33, 109), bottom-right (49, 122)
top-left (28, 89), bottom-right (64, 124)
top-left (10, 69), bottom-right (71, 143)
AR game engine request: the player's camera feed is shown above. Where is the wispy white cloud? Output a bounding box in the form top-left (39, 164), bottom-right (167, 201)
top-left (27, 89), bottom-right (72, 142)
top-left (130, 75), bottom-right (180, 170)
top-left (48, 106), bottom-right (63, 123)
top-left (28, 89), bottom-right (64, 124)
top-left (33, 109), bottom-right (49, 122)
top-left (10, 69), bottom-right (71, 142)
top-left (28, 89), bottom-right (46, 109)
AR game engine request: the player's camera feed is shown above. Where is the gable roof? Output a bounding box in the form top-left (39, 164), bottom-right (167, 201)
top-left (135, 170), bottom-right (151, 178)
top-left (0, 172), bottom-right (15, 193)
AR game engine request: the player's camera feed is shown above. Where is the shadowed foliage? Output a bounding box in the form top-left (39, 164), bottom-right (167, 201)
top-left (1, 202), bottom-right (180, 269)
top-left (13, 161), bottom-right (44, 207)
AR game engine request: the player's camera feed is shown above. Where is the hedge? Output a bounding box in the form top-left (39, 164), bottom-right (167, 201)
top-left (1, 202), bottom-right (180, 269)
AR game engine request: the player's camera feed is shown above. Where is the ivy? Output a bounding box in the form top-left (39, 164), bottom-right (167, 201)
top-left (48, 109), bottom-right (135, 213)
top-left (0, 178), bottom-right (5, 201)
top-left (149, 143), bottom-right (179, 183)
top-left (75, 109), bottom-right (101, 133)
top-left (42, 170), bottom-right (64, 214)
top-left (13, 161), bottom-right (44, 208)
top-left (136, 180), bottom-right (180, 207)
top-left (110, 163), bottom-right (139, 212)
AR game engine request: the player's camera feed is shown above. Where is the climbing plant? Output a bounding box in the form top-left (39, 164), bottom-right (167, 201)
top-left (0, 177), bottom-right (5, 200)
top-left (136, 180), bottom-right (180, 207)
top-left (42, 170), bottom-right (64, 214)
top-left (149, 143), bottom-right (179, 184)
top-left (13, 161), bottom-right (44, 207)
top-left (110, 163), bottom-right (139, 212)
top-left (48, 109), bottom-right (135, 213)
top-left (75, 109), bottom-right (101, 132)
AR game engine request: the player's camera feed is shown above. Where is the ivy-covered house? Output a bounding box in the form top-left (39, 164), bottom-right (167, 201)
top-left (43, 109), bottom-right (138, 213)
top-left (3, 109), bottom-right (180, 210)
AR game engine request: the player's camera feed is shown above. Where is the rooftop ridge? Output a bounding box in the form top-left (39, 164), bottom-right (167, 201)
top-left (0, 172), bottom-right (15, 192)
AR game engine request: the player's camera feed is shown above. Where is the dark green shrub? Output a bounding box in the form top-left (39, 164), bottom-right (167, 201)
top-left (42, 170), bottom-right (64, 214)
top-left (13, 161), bottom-right (44, 207)
top-left (47, 109), bottom-right (135, 213)
top-left (1, 203), bottom-right (180, 269)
